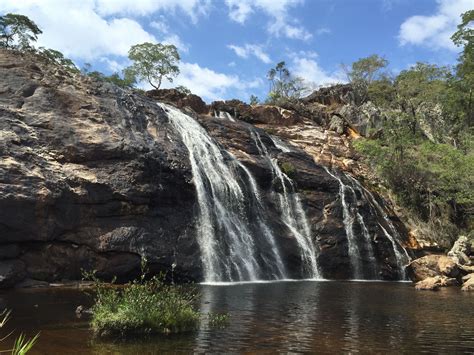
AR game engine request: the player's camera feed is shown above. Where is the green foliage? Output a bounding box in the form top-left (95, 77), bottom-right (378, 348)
top-left (343, 54), bottom-right (388, 104)
top-left (175, 85), bottom-right (191, 95)
top-left (346, 54), bottom-right (388, 84)
top-left (266, 61), bottom-right (307, 104)
top-left (280, 162), bottom-right (296, 178)
top-left (37, 47), bottom-right (79, 73)
top-left (249, 94), bottom-right (259, 105)
top-left (451, 10), bottom-right (474, 126)
top-left (103, 69), bottom-right (136, 89)
top-left (0, 13), bottom-right (42, 50)
top-left (0, 309), bottom-right (39, 354)
top-left (127, 42), bottom-right (180, 90)
top-left (354, 130), bottom-right (474, 236)
top-left (84, 261), bottom-right (200, 337)
top-left (208, 313), bottom-right (229, 328)
top-left (367, 75), bottom-right (396, 107)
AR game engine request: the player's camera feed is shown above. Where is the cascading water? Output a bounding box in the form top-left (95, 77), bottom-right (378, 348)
top-left (346, 175), bottom-right (411, 279)
top-left (250, 130), bottom-right (321, 279)
top-left (325, 167), bottom-right (410, 279)
top-left (160, 102), bottom-right (409, 282)
top-left (162, 103), bottom-right (287, 282)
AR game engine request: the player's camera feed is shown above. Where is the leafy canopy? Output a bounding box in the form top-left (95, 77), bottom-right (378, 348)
top-left (266, 61), bottom-right (307, 104)
top-left (0, 13), bottom-right (42, 50)
top-left (127, 42), bottom-right (180, 90)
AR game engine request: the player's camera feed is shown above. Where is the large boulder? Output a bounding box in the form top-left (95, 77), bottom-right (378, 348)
top-left (303, 84), bottom-right (355, 106)
top-left (0, 260), bottom-right (26, 288)
top-left (447, 235), bottom-right (472, 265)
top-left (406, 255), bottom-right (461, 282)
top-left (336, 102), bottom-right (386, 137)
top-left (146, 88), bottom-right (208, 114)
top-left (209, 100), bottom-right (304, 126)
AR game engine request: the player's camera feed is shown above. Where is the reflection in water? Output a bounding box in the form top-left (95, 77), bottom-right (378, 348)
top-left (0, 282), bottom-right (473, 354)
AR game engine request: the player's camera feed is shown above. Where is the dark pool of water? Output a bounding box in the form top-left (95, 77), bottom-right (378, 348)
top-left (0, 281), bottom-right (473, 354)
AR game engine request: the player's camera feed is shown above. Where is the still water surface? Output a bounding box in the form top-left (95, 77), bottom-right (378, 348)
top-left (1, 281), bottom-right (473, 354)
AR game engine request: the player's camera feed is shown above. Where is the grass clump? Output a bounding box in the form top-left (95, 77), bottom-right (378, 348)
top-left (0, 309), bottom-right (39, 354)
top-left (280, 162), bottom-right (296, 177)
top-left (84, 260), bottom-right (200, 337)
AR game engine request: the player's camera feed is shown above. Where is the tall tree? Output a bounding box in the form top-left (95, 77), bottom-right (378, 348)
top-left (451, 10), bottom-right (474, 126)
top-left (127, 42), bottom-right (180, 90)
top-left (0, 13), bottom-right (42, 50)
top-left (343, 54), bottom-right (388, 104)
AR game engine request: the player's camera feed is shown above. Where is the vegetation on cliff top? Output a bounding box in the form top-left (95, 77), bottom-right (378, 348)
top-left (351, 10), bottom-right (474, 245)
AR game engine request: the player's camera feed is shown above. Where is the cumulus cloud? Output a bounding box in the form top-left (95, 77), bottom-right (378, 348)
top-left (291, 54), bottom-right (345, 87)
top-left (398, 0), bottom-right (473, 50)
top-left (0, 1), bottom-right (195, 59)
top-left (151, 62), bottom-right (261, 101)
top-left (225, 0), bottom-right (311, 41)
top-left (227, 43), bottom-right (271, 63)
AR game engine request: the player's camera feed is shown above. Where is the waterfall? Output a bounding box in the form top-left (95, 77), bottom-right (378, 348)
top-left (346, 175), bottom-right (411, 279)
top-left (323, 167), bottom-right (367, 279)
top-left (269, 135), bottom-right (292, 153)
top-left (214, 110), bottom-right (236, 122)
top-left (160, 102), bottom-right (408, 282)
top-left (162, 103), bottom-right (286, 282)
top-left (325, 167), bottom-right (410, 279)
top-left (250, 129), bottom-right (321, 279)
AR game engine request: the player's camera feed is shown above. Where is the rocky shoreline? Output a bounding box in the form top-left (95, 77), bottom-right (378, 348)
top-left (407, 236), bottom-right (474, 291)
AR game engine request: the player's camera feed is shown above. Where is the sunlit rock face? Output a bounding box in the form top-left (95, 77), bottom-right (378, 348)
top-left (0, 49), bottom-right (412, 287)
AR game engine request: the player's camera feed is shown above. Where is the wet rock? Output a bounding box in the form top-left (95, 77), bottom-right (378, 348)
top-left (15, 278), bottom-right (50, 288)
top-left (0, 260), bottom-right (26, 288)
top-left (0, 49), bottom-right (200, 285)
top-left (0, 244), bottom-right (20, 259)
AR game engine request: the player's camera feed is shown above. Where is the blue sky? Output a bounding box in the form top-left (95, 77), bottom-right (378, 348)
top-left (1, 0), bottom-right (472, 102)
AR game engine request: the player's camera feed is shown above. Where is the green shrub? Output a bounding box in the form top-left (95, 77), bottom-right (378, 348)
top-left (354, 132), bottom-right (474, 238)
top-left (280, 162), bottom-right (296, 177)
top-left (85, 263), bottom-right (200, 337)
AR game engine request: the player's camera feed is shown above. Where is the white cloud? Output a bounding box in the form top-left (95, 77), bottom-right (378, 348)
top-left (316, 27), bottom-right (331, 35)
top-left (99, 57), bottom-right (129, 72)
top-left (398, 0), bottom-right (473, 50)
top-left (227, 44), bottom-right (272, 63)
top-left (225, 0), bottom-right (311, 41)
top-left (291, 56), bottom-right (345, 87)
top-left (0, 0), bottom-right (195, 59)
top-left (94, 0), bottom-right (210, 23)
top-left (152, 62), bottom-right (260, 101)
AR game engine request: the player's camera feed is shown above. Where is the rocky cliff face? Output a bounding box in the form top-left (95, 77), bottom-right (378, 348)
top-left (0, 50), bottom-right (413, 287)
